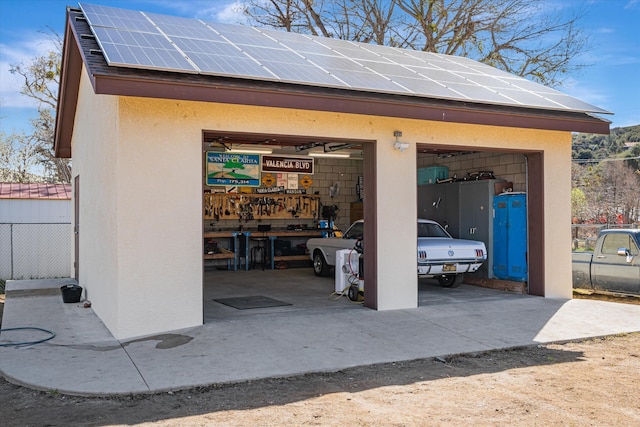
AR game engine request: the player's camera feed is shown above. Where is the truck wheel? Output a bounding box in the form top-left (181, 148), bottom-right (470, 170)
top-left (438, 274), bottom-right (464, 288)
top-left (313, 251), bottom-right (331, 277)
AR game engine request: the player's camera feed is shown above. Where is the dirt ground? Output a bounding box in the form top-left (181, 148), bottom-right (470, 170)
top-left (1, 292), bottom-right (639, 427)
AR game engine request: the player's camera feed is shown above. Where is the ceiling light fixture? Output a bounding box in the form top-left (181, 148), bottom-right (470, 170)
top-left (308, 151), bottom-right (350, 158)
top-left (227, 147), bottom-right (273, 154)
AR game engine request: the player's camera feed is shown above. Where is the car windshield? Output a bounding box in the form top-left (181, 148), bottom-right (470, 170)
top-left (344, 222), bottom-right (364, 239)
top-left (418, 222), bottom-right (451, 238)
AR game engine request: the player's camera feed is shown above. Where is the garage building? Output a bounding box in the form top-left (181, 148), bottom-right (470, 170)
top-left (55, 3), bottom-right (610, 340)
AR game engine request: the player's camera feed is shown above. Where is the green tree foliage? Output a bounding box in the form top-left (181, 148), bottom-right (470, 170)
top-left (572, 125), bottom-right (640, 223)
top-left (572, 125), bottom-right (640, 163)
top-left (571, 187), bottom-right (588, 222)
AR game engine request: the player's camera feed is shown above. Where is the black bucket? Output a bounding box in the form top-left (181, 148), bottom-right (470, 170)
top-left (60, 284), bottom-right (83, 303)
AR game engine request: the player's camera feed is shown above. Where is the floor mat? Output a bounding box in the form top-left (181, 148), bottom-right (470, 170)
top-left (213, 295), bottom-right (292, 310)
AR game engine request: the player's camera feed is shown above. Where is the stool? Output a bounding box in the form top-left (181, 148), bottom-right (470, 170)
top-left (250, 238), bottom-right (268, 270)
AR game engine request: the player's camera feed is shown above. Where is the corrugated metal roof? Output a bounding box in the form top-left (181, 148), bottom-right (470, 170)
top-left (0, 183), bottom-right (72, 200)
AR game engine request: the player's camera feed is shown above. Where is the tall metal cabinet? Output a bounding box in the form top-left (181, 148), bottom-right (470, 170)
top-left (493, 193), bottom-right (528, 281)
top-left (417, 182), bottom-right (459, 236)
top-left (418, 179), bottom-right (504, 279)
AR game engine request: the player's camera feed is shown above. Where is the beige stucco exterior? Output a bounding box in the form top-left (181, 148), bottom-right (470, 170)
top-left (72, 65), bottom-right (572, 339)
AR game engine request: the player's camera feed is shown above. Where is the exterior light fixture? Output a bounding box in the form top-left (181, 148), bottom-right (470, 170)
top-left (393, 130), bottom-right (410, 152)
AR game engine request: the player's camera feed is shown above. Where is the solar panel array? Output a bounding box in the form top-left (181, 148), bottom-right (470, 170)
top-left (78, 3), bottom-right (609, 114)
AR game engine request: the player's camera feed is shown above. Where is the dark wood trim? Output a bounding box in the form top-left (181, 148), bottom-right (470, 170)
top-left (54, 13), bottom-right (83, 158)
top-left (363, 141), bottom-right (378, 309)
top-left (527, 153), bottom-right (545, 296)
top-left (92, 74), bottom-right (611, 135)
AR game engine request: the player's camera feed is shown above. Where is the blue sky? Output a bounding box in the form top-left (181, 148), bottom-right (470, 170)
top-left (1, 0), bottom-right (639, 136)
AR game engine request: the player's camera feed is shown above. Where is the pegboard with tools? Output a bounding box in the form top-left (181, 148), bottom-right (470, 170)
top-left (204, 193), bottom-right (321, 221)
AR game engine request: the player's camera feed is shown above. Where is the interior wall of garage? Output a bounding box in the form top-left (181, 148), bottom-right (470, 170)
top-left (417, 152), bottom-right (527, 192)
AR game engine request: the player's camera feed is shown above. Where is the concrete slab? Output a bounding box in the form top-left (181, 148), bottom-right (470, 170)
top-left (1, 275), bottom-right (640, 396)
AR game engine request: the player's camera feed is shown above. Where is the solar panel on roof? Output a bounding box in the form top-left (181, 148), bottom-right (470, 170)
top-left (92, 27), bottom-right (197, 72)
top-left (81, 3), bottom-right (158, 33)
top-left (78, 2), bottom-right (611, 115)
top-left (261, 61), bottom-right (342, 86)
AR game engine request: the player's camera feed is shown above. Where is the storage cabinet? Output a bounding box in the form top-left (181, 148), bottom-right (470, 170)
top-left (418, 179), bottom-right (505, 278)
top-left (350, 201), bottom-right (363, 224)
top-left (418, 166), bottom-right (449, 185)
top-left (493, 193), bottom-right (527, 281)
top-left (458, 180), bottom-right (500, 279)
top-left (417, 182), bottom-right (459, 236)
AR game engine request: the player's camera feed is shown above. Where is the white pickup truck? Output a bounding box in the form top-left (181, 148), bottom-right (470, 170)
top-left (306, 219), bottom-right (487, 287)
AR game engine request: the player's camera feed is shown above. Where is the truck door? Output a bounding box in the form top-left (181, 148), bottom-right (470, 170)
top-left (593, 232), bottom-right (640, 294)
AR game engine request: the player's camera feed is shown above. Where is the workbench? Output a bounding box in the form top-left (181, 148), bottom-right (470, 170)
top-left (249, 230), bottom-right (324, 269)
top-left (204, 229), bottom-right (324, 270)
top-left (203, 231), bottom-right (241, 270)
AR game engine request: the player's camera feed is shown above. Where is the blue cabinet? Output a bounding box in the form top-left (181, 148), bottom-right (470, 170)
top-left (493, 193), bottom-right (527, 281)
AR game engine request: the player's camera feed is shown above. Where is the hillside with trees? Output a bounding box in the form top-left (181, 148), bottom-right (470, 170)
top-left (571, 125), bottom-right (640, 225)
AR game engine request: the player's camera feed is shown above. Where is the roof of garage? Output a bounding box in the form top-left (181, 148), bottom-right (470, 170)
top-left (54, 3), bottom-right (611, 158)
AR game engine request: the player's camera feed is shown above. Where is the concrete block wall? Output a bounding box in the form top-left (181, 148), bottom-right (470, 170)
top-left (417, 152), bottom-right (527, 191)
top-left (310, 158), bottom-right (363, 232)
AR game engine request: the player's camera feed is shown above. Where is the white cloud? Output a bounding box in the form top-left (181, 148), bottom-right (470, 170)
top-left (625, 0), bottom-right (639, 9)
top-left (212, 1), bottom-right (248, 24)
top-left (140, 0), bottom-right (245, 23)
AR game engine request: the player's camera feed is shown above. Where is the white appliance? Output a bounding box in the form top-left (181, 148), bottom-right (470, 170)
top-left (335, 249), bottom-right (362, 293)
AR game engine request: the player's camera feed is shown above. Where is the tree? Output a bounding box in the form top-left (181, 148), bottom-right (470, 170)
top-left (0, 131), bottom-right (41, 183)
top-left (8, 29), bottom-right (71, 183)
top-left (241, 0), bottom-right (588, 86)
top-left (570, 187), bottom-right (588, 223)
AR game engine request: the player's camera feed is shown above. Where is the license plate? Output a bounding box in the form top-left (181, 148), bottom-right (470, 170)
top-left (443, 264), bottom-right (456, 272)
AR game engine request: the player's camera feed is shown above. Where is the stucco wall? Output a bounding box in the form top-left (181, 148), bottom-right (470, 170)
top-left (72, 67), bottom-right (120, 332)
top-left (115, 98), bottom-right (203, 338)
top-left (73, 89), bottom-right (572, 338)
top-left (121, 98), bottom-right (572, 309)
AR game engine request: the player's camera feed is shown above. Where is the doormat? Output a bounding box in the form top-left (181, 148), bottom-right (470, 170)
top-left (213, 296), bottom-right (292, 310)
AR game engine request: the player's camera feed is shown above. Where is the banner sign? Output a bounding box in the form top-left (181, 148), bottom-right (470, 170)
top-left (254, 187), bottom-right (307, 194)
top-left (206, 152), bottom-right (261, 187)
top-left (255, 186), bottom-right (285, 194)
top-left (261, 155), bottom-right (314, 174)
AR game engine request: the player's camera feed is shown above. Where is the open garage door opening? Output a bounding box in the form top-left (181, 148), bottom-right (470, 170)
top-left (201, 131), bottom-right (376, 321)
top-left (416, 144), bottom-right (544, 298)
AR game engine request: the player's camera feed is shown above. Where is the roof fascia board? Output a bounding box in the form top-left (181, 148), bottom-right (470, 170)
top-left (54, 10), bottom-right (84, 158)
top-left (92, 74), bottom-right (611, 135)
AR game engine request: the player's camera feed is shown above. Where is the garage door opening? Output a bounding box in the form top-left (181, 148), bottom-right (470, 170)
top-left (416, 144), bottom-right (544, 297)
top-left (201, 131), bottom-right (377, 321)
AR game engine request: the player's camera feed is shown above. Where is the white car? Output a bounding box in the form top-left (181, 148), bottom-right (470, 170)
top-left (306, 219), bottom-right (487, 287)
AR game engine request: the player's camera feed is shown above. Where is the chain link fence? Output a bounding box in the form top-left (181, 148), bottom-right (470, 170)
top-left (571, 223), bottom-right (639, 252)
top-left (0, 223), bottom-right (72, 280)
